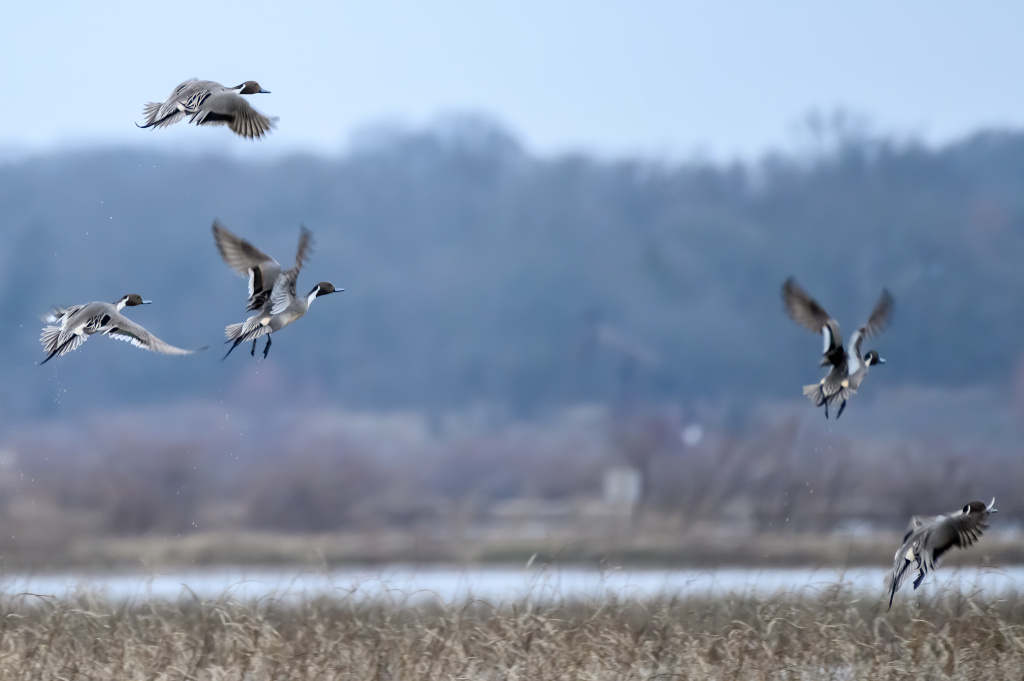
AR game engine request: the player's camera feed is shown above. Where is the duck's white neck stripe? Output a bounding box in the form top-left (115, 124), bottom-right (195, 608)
top-left (306, 287), bottom-right (320, 308)
top-left (116, 298), bottom-right (128, 311)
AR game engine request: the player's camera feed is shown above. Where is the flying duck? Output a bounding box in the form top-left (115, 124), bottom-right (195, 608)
top-left (782, 277), bottom-right (894, 418)
top-left (137, 79), bottom-right (278, 139)
top-left (885, 498), bottom-right (997, 610)
top-left (213, 221), bottom-right (342, 360)
top-left (39, 294), bottom-right (202, 364)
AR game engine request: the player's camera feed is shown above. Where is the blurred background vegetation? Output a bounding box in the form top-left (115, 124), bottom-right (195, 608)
top-left (1, 114), bottom-right (1022, 565)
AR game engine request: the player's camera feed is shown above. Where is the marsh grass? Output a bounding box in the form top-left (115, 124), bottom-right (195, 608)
top-left (0, 581), bottom-right (1017, 680)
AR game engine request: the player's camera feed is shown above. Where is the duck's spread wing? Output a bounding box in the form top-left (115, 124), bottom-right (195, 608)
top-left (227, 103), bottom-right (278, 139)
top-left (849, 288), bottom-right (894, 358)
top-left (269, 227), bottom-right (315, 315)
top-left (902, 515), bottom-right (933, 542)
top-left (292, 226), bottom-right (314, 272)
top-left (212, 221), bottom-right (277, 276)
top-left (212, 221), bottom-right (282, 308)
top-left (192, 93), bottom-right (277, 139)
top-left (782, 278), bottom-right (832, 331)
top-left (104, 316), bottom-right (198, 356)
top-left (782, 277), bottom-right (842, 357)
top-left (927, 511), bottom-right (990, 563)
top-left (269, 269), bottom-right (300, 316)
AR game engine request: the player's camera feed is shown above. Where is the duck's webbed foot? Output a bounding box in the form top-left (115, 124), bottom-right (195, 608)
top-left (262, 334), bottom-right (272, 359)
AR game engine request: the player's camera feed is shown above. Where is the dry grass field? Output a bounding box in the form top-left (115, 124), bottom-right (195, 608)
top-left (0, 583), bottom-right (1020, 679)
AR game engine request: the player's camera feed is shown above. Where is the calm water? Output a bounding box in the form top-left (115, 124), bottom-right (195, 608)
top-left (1, 565), bottom-right (1021, 602)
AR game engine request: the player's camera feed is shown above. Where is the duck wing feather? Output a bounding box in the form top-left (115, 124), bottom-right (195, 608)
top-left (212, 221), bottom-right (282, 311)
top-left (782, 277), bottom-right (843, 363)
top-left (270, 227), bottom-right (314, 315)
top-left (104, 314), bottom-right (199, 356)
top-left (847, 288), bottom-right (894, 369)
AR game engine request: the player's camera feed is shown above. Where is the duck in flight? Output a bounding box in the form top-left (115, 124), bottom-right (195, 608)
top-left (885, 498), bottom-right (996, 610)
top-left (782, 277), bottom-right (894, 418)
top-left (213, 221), bottom-right (342, 360)
top-left (39, 294), bottom-right (202, 364)
top-left (137, 79), bottom-right (277, 139)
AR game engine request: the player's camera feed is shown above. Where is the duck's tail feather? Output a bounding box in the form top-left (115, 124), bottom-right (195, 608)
top-left (224, 322), bottom-right (246, 341)
top-left (39, 325), bottom-right (62, 353)
top-left (224, 317), bottom-right (269, 343)
top-left (138, 102), bottom-right (185, 129)
top-left (885, 559), bottom-right (914, 611)
top-left (802, 383), bottom-right (827, 407)
top-left (884, 573), bottom-right (897, 611)
top-left (39, 329), bottom-right (84, 364)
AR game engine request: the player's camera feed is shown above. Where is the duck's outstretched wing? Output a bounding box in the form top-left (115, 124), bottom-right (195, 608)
top-left (848, 288), bottom-right (894, 364)
top-left (191, 93), bottom-right (277, 139)
top-left (104, 314), bottom-right (202, 356)
top-left (782, 277), bottom-right (842, 362)
top-left (212, 221), bottom-right (282, 311)
top-left (923, 506), bottom-right (991, 564)
top-left (270, 226), bottom-right (315, 315)
top-left (902, 514), bottom-right (933, 542)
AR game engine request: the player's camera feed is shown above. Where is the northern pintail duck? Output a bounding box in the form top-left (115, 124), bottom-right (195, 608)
top-left (138, 79), bottom-right (278, 139)
top-left (885, 498), bottom-right (996, 610)
top-left (213, 221), bottom-right (342, 359)
top-left (782, 277), bottom-right (894, 418)
top-left (39, 294), bottom-right (202, 364)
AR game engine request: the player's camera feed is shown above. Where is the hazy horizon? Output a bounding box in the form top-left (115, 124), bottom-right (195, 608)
top-left (4, 2), bottom-right (1024, 161)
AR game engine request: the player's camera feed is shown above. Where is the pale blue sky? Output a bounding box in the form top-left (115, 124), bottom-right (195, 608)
top-left (2, 1), bottom-right (1022, 160)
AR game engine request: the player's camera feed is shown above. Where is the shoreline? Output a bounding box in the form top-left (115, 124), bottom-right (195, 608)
top-left (1, 529), bottom-right (1020, 572)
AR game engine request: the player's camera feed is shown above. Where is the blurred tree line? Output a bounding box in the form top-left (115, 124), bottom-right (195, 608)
top-left (0, 403), bottom-right (1018, 553)
top-left (0, 114), bottom-right (1022, 420)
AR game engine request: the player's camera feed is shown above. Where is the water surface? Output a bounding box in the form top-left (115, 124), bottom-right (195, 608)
top-left (2, 565), bottom-right (1020, 602)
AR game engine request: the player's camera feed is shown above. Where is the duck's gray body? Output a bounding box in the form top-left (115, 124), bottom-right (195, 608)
top-left (213, 221), bottom-right (341, 359)
top-left (39, 294), bottom-right (198, 364)
top-left (885, 499), bottom-right (996, 609)
top-left (782, 278), bottom-right (893, 418)
top-left (138, 79), bottom-right (278, 139)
